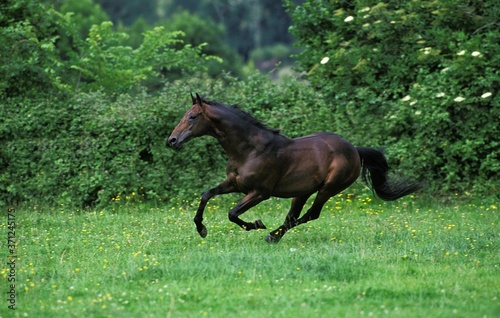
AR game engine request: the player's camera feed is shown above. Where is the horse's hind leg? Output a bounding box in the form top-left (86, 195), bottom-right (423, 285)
top-left (294, 190), bottom-right (332, 225)
top-left (265, 188), bottom-right (340, 243)
top-left (228, 191), bottom-right (270, 231)
top-left (265, 193), bottom-right (312, 243)
top-left (293, 175), bottom-right (357, 227)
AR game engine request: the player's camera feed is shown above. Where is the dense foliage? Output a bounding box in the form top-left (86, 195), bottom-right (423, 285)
top-left (288, 0), bottom-right (499, 194)
top-left (1, 0), bottom-right (498, 207)
top-left (1, 72), bottom-right (324, 206)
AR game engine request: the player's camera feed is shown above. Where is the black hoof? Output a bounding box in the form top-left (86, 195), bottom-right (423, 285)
top-left (254, 219), bottom-right (267, 229)
top-left (265, 233), bottom-right (282, 244)
top-left (197, 224), bottom-right (207, 238)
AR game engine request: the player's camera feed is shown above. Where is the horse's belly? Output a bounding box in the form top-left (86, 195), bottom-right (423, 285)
top-left (272, 165), bottom-right (327, 198)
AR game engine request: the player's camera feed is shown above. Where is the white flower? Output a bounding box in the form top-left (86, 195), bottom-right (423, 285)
top-left (359, 7), bottom-right (371, 13)
top-left (454, 96), bottom-right (465, 102)
top-left (457, 50), bottom-right (466, 56)
top-left (436, 92), bottom-right (446, 98)
top-left (481, 92), bottom-right (492, 99)
top-left (320, 57), bottom-right (330, 65)
top-left (415, 110), bottom-right (422, 115)
top-left (344, 16), bottom-right (354, 22)
top-left (471, 51), bottom-right (481, 57)
top-left (401, 95), bottom-right (411, 102)
top-left (410, 101), bottom-right (418, 106)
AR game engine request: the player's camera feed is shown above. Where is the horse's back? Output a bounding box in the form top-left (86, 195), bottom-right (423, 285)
top-left (292, 132), bottom-right (358, 157)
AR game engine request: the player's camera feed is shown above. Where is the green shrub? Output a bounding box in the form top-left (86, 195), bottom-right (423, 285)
top-left (0, 73), bottom-right (327, 207)
top-left (288, 0), bottom-right (500, 195)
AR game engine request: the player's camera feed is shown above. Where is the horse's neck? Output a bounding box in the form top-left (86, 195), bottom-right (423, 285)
top-left (215, 118), bottom-right (272, 160)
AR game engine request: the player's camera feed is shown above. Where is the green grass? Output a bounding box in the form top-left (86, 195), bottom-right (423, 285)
top-left (1, 193), bottom-right (499, 318)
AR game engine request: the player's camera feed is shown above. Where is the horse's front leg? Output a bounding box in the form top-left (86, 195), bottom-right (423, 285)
top-left (228, 191), bottom-right (269, 231)
top-left (194, 180), bottom-right (237, 238)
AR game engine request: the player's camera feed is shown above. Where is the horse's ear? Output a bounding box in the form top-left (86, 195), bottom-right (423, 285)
top-left (190, 93), bottom-right (196, 105)
top-left (195, 93), bottom-right (204, 107)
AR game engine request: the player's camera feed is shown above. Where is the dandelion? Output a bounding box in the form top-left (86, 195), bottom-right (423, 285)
top-left (471, 51), bottom-right (481, 57)
top-left (481, 92), bottom-right (492, 99)
top-left (344, 16), bottom-right (354, 22)
top-left (454, 96), bottom-right (465, 102)
top-left (320, 57), bottom-right (330, 64)
top-left (67, 296), bottom-right (73, 301)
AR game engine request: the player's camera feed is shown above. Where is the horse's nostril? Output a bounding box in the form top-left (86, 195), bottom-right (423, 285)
top-left (167, 137), bottom-right (177, 147)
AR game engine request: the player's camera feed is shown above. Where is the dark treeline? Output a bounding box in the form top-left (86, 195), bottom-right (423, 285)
top-left (97, 0), bottom-right (302, 61)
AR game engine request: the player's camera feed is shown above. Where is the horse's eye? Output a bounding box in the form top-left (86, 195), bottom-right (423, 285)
top-left (188, 114), bottom-right (198, 121)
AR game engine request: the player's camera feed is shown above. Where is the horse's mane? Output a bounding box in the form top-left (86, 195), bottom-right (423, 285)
top-left (203, 97), bottom-right (280, 134)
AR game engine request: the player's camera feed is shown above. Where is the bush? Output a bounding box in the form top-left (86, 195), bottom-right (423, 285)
top-left (0, 73), bottom-right (327, 207)
top-left (288, 0), bottom-right (500, 195)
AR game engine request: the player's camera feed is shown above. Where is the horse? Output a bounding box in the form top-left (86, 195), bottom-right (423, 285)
top-left (167, 93), bottom-right (420, 243)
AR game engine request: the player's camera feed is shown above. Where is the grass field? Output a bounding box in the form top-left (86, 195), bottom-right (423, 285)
top-left (1, 192), bottom-right (499, 318)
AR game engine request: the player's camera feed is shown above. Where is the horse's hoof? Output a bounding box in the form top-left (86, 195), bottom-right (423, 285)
top-left (255, 219), bottom-right (267, 229)
top-left (197, 225), bottom-right (208, 238)
top-left (265, 233), bottom-right (281, 244)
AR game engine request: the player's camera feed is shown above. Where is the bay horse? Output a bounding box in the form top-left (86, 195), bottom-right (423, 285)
top-left (167, 94), bottom-right (420, 243)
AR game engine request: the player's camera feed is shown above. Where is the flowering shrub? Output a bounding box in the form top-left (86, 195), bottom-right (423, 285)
top-left (288, 0), bottom-right (499, 194)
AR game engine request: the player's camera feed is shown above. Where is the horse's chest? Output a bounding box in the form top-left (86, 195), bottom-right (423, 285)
top-left (226, 158), bottom-right (278, 193)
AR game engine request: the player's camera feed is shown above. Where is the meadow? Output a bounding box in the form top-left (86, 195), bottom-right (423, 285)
top-left (1, 190), bottom-right (498, 318)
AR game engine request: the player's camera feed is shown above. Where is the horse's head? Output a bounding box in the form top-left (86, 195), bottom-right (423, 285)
top-left (167, 93), bottom-right (212, 149)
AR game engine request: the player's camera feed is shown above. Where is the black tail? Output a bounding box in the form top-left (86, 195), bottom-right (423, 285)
top-left (357, 147), bottom-right (421, 201)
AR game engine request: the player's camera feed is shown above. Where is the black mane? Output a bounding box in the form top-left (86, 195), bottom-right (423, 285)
top-left (203, 98), bottom-right (280, 134)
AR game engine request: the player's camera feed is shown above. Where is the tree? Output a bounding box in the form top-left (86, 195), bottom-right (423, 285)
top-left (0, 0), bottom-right (216, 95)
top-left (96, 0), bottom-right (157, 25)
top-left (70, 21), bottom-right (214, 92)
top-left (157, 10), bottom-right (242, 77)
top-left (0, 0), bottom-right (73, 97)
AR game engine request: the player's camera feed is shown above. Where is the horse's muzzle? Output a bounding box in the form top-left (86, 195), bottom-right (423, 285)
top-left (166, 136), bottom-right (181, 149)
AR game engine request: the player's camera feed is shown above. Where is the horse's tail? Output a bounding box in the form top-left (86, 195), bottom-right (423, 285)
top-left (356, 147), bottom-right (421, 201)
